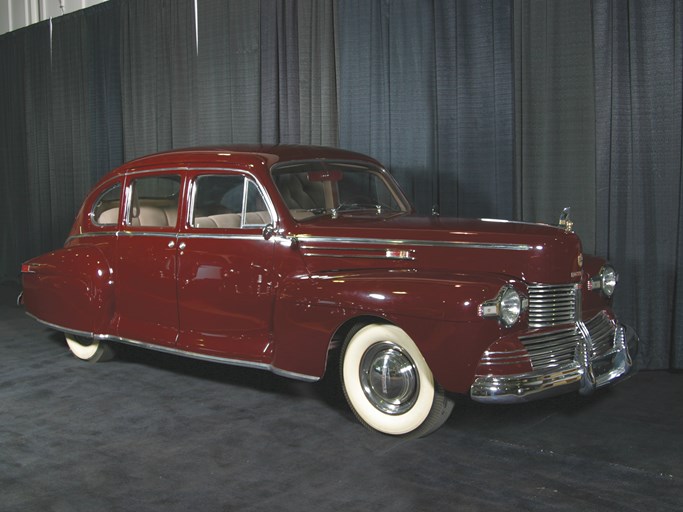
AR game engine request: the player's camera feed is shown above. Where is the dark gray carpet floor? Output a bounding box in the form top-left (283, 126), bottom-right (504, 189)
top-left (1, 282), bottom-right (682, 511)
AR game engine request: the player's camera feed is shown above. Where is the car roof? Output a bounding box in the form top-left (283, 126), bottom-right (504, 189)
top-left (110, 145), bottom-right (381, 176)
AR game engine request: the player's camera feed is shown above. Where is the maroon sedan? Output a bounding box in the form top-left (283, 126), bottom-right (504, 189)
top-left (20, 145), bottom-right (638, 437)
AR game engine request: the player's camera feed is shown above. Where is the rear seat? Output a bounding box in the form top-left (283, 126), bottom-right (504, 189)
top-left (194, 211), bottom-right (270, 228)
top-left (96, 208), bottom-right (120, 225)
top-left (95, 205), bottom-right (178, 227)
top-left (131, 205), bottom-right (178, 227)
top-left (97, 206), bottom-right (269, 229)
top-left (193, 213), bottom-right (242, 228)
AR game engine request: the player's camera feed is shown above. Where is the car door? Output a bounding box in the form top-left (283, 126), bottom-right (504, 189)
top-left (115, 172), bottom-right (183, 347)
top-left (176, 171), bottom-right (276, 362)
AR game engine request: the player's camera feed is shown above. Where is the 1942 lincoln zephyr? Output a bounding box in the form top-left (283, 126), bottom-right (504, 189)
top-left (20, 145), bottom-right (639, 437)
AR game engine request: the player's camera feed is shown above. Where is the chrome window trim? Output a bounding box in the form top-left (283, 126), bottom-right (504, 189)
top-left (185, 169), bottom-right (277, 230)
top-left (125, 167), bottom-right (189, 177)
top-left (89, 182), bottom-right (123, 228)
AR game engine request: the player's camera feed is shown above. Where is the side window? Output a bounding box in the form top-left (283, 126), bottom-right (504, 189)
top-left (191, 175), bottom-right (272, 229)
top-left (243, 179), bottom-right (271, 226)
top-left (91, 183), bottom-right (122, 226)
top-left (126, 175), bottom-right (181, 228)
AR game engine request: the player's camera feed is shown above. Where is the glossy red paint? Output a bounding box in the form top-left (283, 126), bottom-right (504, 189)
top-left (21, 145), bottom-right (633, 401)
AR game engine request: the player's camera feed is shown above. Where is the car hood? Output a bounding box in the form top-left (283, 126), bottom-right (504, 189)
top-left (290, 214), bottom-right (584, 285)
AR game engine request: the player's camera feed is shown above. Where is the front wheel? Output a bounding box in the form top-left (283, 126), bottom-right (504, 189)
top-left (340, 323), bottom-right (454, 437)
top-left (65, 334), bottom-right (115, 363)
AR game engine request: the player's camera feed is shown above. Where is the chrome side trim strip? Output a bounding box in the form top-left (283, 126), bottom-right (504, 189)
top-left (301, 245), bottom-right (415, 260)
top-left (26, 312), bottom-right (320, 383)
top-left (178, 233), bottom-right (266, 241)
top-left (297, 235), bottom-right (534, 251)
top-left (26, 313), bottom-right (94, 339)
top-left (67, 231), bottom-right (268, 243)
top-left (302, 252), bottom-right (413, 260)
top-left (117, 231), bottom-right (178, 239)
top-left (66, 231), bottom-right (117, 243)
top-left (96, 334), bottom-right (320, 382)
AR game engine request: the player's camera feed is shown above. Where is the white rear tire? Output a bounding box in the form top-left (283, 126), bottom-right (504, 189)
top-left (65, 334), bottom-right (115, 363)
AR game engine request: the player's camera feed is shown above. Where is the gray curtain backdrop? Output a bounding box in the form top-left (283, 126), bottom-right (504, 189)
top-left (0, 0), bottom-right (681, 370)
top-left (515, 0), bottom-right (683, 369)
top-left (337, 0), bottom-right (514, 218)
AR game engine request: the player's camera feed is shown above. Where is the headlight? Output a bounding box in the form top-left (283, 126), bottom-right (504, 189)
top-left (600, 265), bottom-right (618, 297)
top-left (479, 285), bottom-right (526, 327)
top-left (499, 286), bottom-right (522, 327)
top-left (590, 265), bottom-right (618, 297)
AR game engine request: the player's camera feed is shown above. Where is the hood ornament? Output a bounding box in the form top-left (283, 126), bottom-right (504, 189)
top-left (559, 207), bottom-right (574, 233)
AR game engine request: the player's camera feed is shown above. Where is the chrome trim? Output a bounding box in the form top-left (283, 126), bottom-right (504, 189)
top-left (359, 341), bottom-right (419, 415)
top-left (527, 283), bottom-right (579, 328)
top-left (90, 182), bottom-right (122, 228)
top-left (178, 233), bottom-right (268, 241)
top-left (66, 231), bottom-right (117, 243)
top-left (126, 167), bottom-right (189, 177)
top-left (471, 320), bottom-right (638, 404)
top-left (96, 334), bottom-right (319, 382)
top-left (296, 235), bottom-right (534, 251)
top-left (302, 252), bottom-right (413, 260)
top-left (185, 169), bottom-right (278, 230)
top-left (471, 364), bottom-right (583, 403)
top-left (26, 312), bottom-right (94, 339)
top-left (558, 206), bottom-right (574, 233)
top-left (66, 231), bottom-right (272, 243)
top-left (117, 231), bottom-right (178, 239)
top-left (301, 246), bottom-right (415, 261)
top-left (26, 313), bottom-right (319, 383)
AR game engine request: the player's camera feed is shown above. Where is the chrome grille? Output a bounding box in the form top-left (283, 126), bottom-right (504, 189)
top-left (527, 284), bottom-right (578, 328)
top-left (520, 312), bottom-right (616, 371)
top-left (585, 312), bottom-right (616, 359)
top-left (520, 327), bottom-right (583, 371)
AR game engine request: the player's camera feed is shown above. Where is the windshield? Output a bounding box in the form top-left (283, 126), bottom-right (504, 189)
top-left (272, 161), bottom-right (410, 221)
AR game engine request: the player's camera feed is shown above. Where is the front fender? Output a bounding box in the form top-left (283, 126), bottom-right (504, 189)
top-left (21, 245), bottom-right (115, 335)
top-left (271, 270), bottom-right (512, 385)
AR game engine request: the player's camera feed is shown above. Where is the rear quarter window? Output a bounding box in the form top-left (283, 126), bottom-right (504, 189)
top-left (91, 183), bottom-right (122, 226)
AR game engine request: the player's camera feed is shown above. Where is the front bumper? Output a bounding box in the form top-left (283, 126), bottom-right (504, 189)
top-left (470, 323), bottom-right (639, 404)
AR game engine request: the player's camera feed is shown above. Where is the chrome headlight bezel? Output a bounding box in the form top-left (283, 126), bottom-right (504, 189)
top-left (600, 265), bottom-right (618, 297)
top-left (479, 285), bottom-right (528, 328)
top-left (589, 265), bottom-right (618, 298)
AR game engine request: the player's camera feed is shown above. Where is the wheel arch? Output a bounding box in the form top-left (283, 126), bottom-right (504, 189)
top-left (271, 270), bottom-right (512, 388)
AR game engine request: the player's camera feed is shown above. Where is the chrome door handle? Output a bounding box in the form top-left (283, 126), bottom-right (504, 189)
top-left (178, 242), bottom-right (187, 250)
top-left (168, 240), bottom-right (176, 248)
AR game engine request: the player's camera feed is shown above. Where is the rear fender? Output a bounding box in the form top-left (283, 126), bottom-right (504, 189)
top-left (21, 246), bottom-right (115, 335)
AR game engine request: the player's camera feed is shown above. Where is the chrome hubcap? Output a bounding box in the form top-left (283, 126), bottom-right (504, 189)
top-left (359, 341), bottom-right (419, 415)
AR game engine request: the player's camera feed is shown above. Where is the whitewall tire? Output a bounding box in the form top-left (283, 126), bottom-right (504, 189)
top-left (65, 334), bottom-right (115, 363)
top-left (340, 323), bottom-right (454, 437)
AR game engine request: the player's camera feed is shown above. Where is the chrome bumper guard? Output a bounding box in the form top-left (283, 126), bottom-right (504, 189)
top-left (470, 324), bottom-right (639, 404)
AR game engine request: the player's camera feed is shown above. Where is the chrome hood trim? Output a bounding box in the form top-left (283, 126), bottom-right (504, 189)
top-left (296, 235), bottom-right (534, 252)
